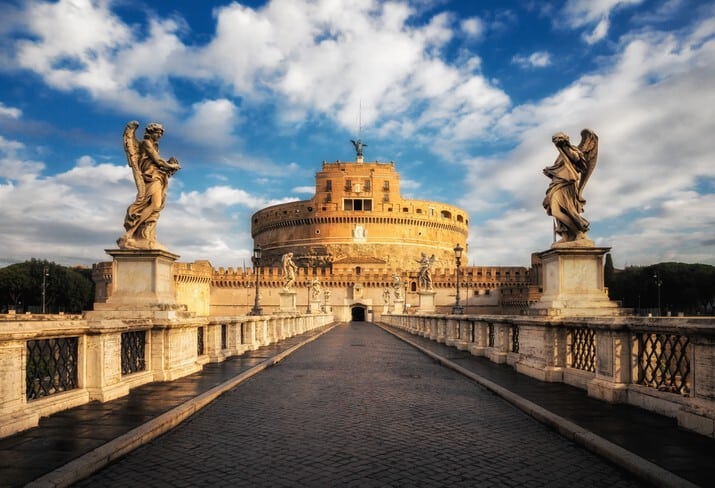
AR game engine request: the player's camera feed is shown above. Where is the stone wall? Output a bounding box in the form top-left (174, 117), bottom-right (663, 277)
top-left (380, 313), bottom-right (715, 438)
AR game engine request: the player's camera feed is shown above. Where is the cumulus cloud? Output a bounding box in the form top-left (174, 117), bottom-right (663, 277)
top-left (460, 17), bottom-right (485, 39)
top-left (512, 51), bottom-right (552, 68)
top-left (462, 17), bottom-right (715, 266)
top-left (4, 0), bottom-right (510, 156)
top-left (0, 102), bottom-right (21, 119)
top-left (563, 0), bottom-right (644, 44)
top-left (181, 99), bottom-right (240, 147)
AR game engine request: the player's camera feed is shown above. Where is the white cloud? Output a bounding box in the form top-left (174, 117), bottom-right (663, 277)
top-left (291, 186), bottom-right (315, 194)
top-left (181, 99), bottom-right (240, 147)
top-left (564, 0), bottom-right (645, 44)
top-left (0, 102), bottom-right (21, 118)
top-left (5, 0), bottom-right (510, 156)
top-left (512, 51), bottom-right (552, 68)
top-left (460, 17), bottom-right (485, 39)
top-left (461, 17), bottom-right (715, 267)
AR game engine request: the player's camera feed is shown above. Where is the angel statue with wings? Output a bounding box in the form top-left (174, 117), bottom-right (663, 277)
top-left (117, 121), bottom-right (181, 250)
top-left (542, 129), bottom-right (598, 245)
top-left (416, 252), bottom-right (436, 290)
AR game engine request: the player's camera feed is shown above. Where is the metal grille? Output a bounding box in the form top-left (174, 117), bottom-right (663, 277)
top-left (511, 324), bottom-right (520, 353)
top-left (121, 331), bottom-right (146, 375)
top-left (221, 324), bottom-right (227, 350)
top-left (568, 327), bottom-right (595, 372)
top-left (26, 337), bottom-right (79, 400)
top-left (487, 323), bottom-right (494, 347)
top-left (636, 333), bottom-right (690, 394)
top-left (197, 326), bottom-right (205, 356)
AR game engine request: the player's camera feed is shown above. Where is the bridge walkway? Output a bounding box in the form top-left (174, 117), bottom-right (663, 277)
top-left (0, 321), bottom-right (711, 487)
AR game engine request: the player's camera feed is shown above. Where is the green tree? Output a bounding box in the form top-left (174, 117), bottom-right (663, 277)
top-left (607, 261), bottom-right (715, 315)
top-left (0, 259), bottom-right (95, 313)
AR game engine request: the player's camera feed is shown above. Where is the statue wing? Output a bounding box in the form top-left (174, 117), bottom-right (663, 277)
top-left (576, 129), bottom-right (598, 200)
top-left (123, 121), bottom-right (143, 196)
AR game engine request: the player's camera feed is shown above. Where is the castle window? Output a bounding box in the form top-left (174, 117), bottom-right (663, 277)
top-left (402, 207), bottom-right (409, 212)
top-left (364, 180), bottom-right (371, 192)
top-left (345, 179), bottom-right (352, 191)
top-left (457, 215), bottom-right (464, 222)
top-left (356, 266), bottom-right (361, 275)
top-left (416, 209), bottom-right (422, 214)
top-left (383, 193), bottom-right (389, 202)
top-left (325, 180), bottom-right (332, 191)
top-left (440, 210), bottom-right (452, 219)
top-left (343, 199), bottom-right (372, 211)
top-left (383, 181), bottom-right (390, 191)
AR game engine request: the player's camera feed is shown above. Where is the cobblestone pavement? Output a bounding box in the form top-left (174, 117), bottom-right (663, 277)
top-left (76, 322), bottom-right (644, 487)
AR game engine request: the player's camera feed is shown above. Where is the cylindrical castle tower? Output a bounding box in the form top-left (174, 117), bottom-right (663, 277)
top-left (251, 158), bottom-right (469, 270)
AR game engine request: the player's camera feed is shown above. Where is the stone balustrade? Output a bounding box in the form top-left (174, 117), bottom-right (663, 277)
top-left (380, 313), bottom-right (715, 438)
top-left (0, 313), bottom-right (333, 438)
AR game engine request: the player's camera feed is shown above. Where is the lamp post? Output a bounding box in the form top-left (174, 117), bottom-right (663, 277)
top-left (250, 245), bottom-right (263, 315)
top-left (453, 244), bottom-right (464, 314)
top-left (42, 266), bottom-right (49, 314)
top-left (653, 271), bottom-right (662, 316)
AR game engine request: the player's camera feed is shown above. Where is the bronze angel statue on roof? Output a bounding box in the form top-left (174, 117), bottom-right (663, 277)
top-left (117, 121), bottom-right (181, 250)
top-left (542, 129), bottom-right (598, 245)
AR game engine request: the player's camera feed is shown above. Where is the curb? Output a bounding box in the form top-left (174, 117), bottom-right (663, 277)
top-left (26, 322), bottom-right (340, 488)
top-left (375, 323), bottom-right (699, 488)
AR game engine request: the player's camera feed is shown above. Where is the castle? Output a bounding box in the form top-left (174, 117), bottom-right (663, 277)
top-left (94, 149), bottom-right (534, 321)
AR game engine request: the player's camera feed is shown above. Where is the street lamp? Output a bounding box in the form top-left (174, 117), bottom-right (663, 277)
top-left (42, 266), bottom-right (49, 314)
top-left (653, 271), bottom-right (662, 316)
top-left (250, 245), bottom-right (263, 315)
top-left (453, 243), bottom-right (464, 314)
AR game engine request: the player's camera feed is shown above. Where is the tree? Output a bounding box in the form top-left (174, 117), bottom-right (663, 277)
top-left (607, 260), bottom-right (715, 315)
top-left (0, 259), bottom-right (95, 313)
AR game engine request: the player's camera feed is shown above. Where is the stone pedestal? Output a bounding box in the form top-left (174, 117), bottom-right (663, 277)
top-left (94, 248), bottom-right (180, 311)
top-left (530, 245), bottom-right (621, 317)
top-left (279, 290), bottom-right (297, 314)
top-left (308, 299), bottom-right (321, 314)
top-left (392, 298), bottom-right (405, 314)
top-left (416, 291), bottom-right (436, 314)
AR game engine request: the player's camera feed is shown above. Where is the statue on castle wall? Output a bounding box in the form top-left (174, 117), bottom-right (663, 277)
top-left (282, 252), bottom-right (298, 289)
top-left (350, 138), bottom-right (367, 158)
top-left (416, 253), bottom-right (436, 290)
top-left (543, 129), bottom-right (598, 245)
top-left (392, 273), bottom-right (402, 300)
top-left (118, 121), bottom-right (181, 250)
top-left (311, 278), bottom-right (321, 300)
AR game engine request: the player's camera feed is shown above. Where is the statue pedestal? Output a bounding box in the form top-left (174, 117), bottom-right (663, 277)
top-left (416, 291), bottom-right (436, 314)
top-left (279, 290), bottom-right (297, 314)
top-left (308, 299), bottom-right (321, 314)
top-left (530, 246), bottom-right (621, 317)
top-left (392, 298), bottom-right (405, 314)
top-left (94, 248), bottom-right (180, 311)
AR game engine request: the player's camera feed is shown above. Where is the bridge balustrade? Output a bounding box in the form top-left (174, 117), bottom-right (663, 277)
top-left (0, 313), bottom-right (332, 438)
top-left (380, 313), bottom-right (715, 438)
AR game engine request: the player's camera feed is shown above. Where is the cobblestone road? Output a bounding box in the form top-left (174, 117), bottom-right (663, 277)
top-left (76, 322), bottom-right (644, 487)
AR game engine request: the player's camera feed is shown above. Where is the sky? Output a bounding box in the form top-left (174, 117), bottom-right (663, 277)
top-left (0, 0), bottom-right (713, 270)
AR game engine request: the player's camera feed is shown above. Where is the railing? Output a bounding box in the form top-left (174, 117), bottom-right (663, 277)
top-left (635, 332), bottom-right (690, 394)
top-left (121, 331), bottom-right (147, 375)
top-left (1, 313), bottom-right (334, 439)
top-left (379, 313), bottom-right (715, 438)
top-left (568, 327), bottom-right (595, 373)
top-left (26, 337), bottom-right (79, 400)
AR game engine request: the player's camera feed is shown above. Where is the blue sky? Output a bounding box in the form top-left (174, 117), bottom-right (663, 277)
top-left (0, 0), bottom-right (713, 269)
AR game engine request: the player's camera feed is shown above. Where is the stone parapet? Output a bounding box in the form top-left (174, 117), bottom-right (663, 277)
top-left (380, 313), bottom-right (715, 438)
top-left (0, 313), bottom-right (333, 439)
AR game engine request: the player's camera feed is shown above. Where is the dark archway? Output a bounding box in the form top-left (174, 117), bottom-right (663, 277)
top-left (351, 305), bottom-right (366, 321)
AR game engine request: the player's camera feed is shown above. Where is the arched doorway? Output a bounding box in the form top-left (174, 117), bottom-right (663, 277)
top-left (351, 305), bottom-right (366, 321)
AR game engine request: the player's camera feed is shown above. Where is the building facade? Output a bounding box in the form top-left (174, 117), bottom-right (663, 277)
top-left (94, 155), bottom-right (535, 321)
